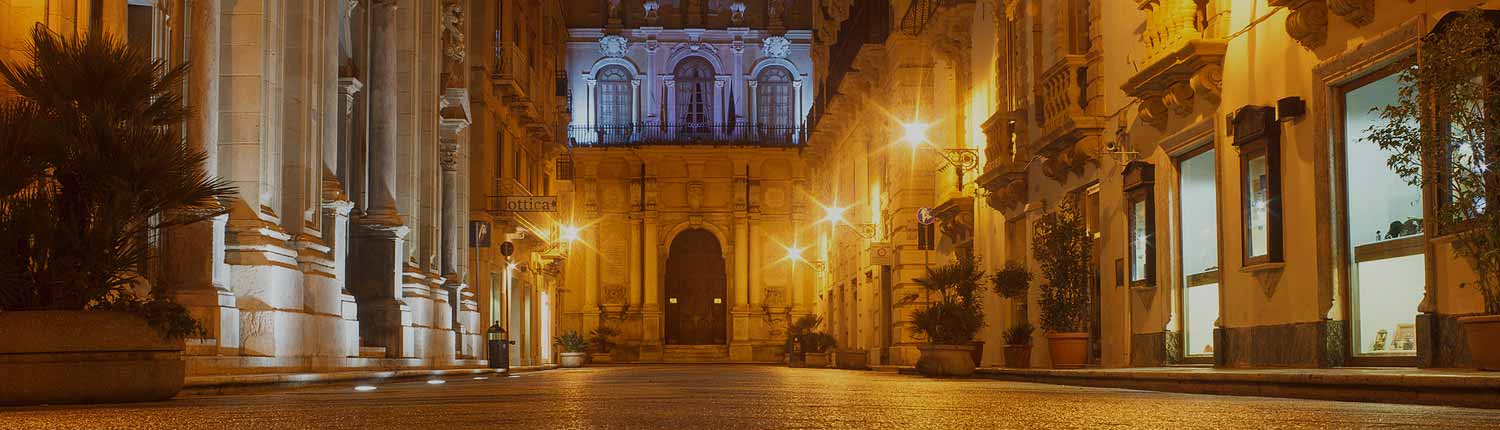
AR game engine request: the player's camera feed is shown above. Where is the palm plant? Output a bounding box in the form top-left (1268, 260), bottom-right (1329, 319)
top-left (0, 28), bottom-right (234, 338)
top-left (785, 314), bottom-right (823, 353)
top-left (903, 254), bottom-right (986, 345)
top-left (589, 325), bottom-right (620, 353)
top-left (554, 330), bottom-right (589, 353)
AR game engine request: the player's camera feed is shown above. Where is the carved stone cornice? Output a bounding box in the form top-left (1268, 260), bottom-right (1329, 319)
top-left (1033, 55), bottom-right (1103, 182)
top-left (1122, 39), bottom-right (1225, 129)
top-left (977, 162), bottom-right (1026, 212)
top-left (932, 196), bottom-right (975, 246)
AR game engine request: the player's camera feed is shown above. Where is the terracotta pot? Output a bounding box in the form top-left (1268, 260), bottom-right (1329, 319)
top-left (1046, 332), bottom-right (1089, 369)
top-left (915, 344), bottom-right (976, 377)
top-left (970, 341), bottom-right (986, 367)
top-left (0, 311), bottom-right (184, 405)
top-left (559, 352), bottom-right (587, 368)
top-left (804, 351), bottom-right (831, 368)
top-left (835, 349), bottom-right (869, 370)
top-left (1460, 315), bottom-right (1500, 371)
top-left (1003, 344), bottom-right (1032, 369)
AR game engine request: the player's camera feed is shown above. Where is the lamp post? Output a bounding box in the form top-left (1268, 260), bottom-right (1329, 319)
top-left (900, 120), bottom-right (982, 188)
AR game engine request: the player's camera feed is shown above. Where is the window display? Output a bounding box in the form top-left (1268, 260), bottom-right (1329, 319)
top-left (1232, 105), bottom-right (1282, 266)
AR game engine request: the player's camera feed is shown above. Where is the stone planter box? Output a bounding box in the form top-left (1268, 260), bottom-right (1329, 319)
top-left (0, 311), bottom-right (184, 405)
top-left (590, 352), bottom-right (613, 364)
top-left (559, 352), bottom-right (587, 368)
top-left (916, 344), bottom-right (976, 377)
top-left (835, 349), bottom-right (868, 370)
top-left (1460, 315), bottom-right (1500, 371)
top-left (1047, 332), bottom-right (1089, 369)
top-left (1003, 344), bottom-right (1032, 369)
top-left (804, 351), bottom-right (831, 368)
top-left (787, 351), bottom-right (806, 368)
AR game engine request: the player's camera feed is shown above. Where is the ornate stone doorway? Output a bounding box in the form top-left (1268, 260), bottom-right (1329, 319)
top-left (665, 229), bottom-right (728, 345)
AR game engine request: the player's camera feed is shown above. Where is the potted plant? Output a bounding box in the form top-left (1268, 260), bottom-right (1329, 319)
top-left (554, 330), bottom-right (588, 368)
top-left (991, 260), bottom-right (1034, 369)
top-left (1365, 9), bottom-right (1500, 370)
top-left (588, 326), bottom-right (619, 364)
top-left (0, 29), bottom-right (233, 405)
top-left (1001, 322), bottom-right (1035, 369)
top-left (784, 314), bottom-right (822, 367)
top-left (1033, 199), bottom-right (1093, 369)
top-left (905, 254), bottom-right (987, 377)
top-left (801, 332), bottom-right (836, 368)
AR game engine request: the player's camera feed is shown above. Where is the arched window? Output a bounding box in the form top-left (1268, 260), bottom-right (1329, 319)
top-left (595, 65), bottom-right (633, 129)
top-left (756, 67), bottom-right (795, 132)
top-left (674, 58), bottom-right (715, 127)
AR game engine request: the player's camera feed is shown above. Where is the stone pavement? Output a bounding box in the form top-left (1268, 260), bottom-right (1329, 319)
top-left (889, 366), bottom-right (1500, 409)
top-left (4, 365), bottom-right (1500, 429)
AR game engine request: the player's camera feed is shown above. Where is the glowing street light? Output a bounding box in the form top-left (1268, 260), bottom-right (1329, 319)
top-left (822, 205), bottom-right (849, 225)
top-left (901, 121), bottom-right (930, 146)
top-left (559, 224), bottom-right (583, 243)
top-left (784, 244), bottom-right (806, 263)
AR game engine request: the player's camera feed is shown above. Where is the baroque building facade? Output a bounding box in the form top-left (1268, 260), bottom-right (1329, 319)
top-left (556, 0), bottom-right (817, 362)
top-left (811, 0), bottom-right (1498, 369)
top-left (1, 0), bottom-right (569, 374)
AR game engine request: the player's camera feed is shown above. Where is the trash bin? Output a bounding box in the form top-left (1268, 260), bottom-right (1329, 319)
top-left (486, 322), bottom-right (511, 369)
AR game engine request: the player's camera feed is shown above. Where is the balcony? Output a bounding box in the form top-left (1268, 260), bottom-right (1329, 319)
top-left (491, 43), bottom-right (529, 99)
top-left (1032, 55), bottom-right (1104, 182)
top-left (568, 123), bottom-right (806, 148)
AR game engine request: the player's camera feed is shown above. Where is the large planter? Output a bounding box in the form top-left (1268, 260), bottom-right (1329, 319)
top-left (559, 352), bottom-right (587, 368)
top-left (1460, 315), bottom-right (1500, 371)
top-left (804, 351), bottom-right (831, 368)
top-left (915, 344), bottom-right (976, 377)
top-left (1003, 344), bottom-right (1032, 369)
top-left (1046, 332), bottom-right (1089, 369)
top-left (787, 351), bottom-right (806, 368)
top-left (590, 352), bottom-right (613, 364)
top-left (835, 349), bottom-right (869, 370)
top-left (0, 311), bottom-right (184, 405)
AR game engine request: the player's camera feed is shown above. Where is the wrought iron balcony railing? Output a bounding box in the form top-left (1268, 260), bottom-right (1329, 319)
top-left (568, 123), bottom-right (806, 147)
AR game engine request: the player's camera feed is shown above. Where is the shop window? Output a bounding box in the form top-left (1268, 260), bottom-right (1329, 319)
top-left (1231, 105), bottom-right (1283, 266)
top-left (1123, 161), bottom-right (1155, 288)
top-left (1177, 146), bottom-right (1219, 357)
top-left (1340, 67), bottom-right (1424, 356)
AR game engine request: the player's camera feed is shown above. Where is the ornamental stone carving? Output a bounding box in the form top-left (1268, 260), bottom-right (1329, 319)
top-left (763, 36), bottom-right (791, 59)
top-left (687, 181), bottom-right (705, 211)
top-left (600, 35), bottom-right (629, 58)
top-left (1122, 39), bottom-right (1225, 130)
top-left (1270, 0), bottom-right (1375, 50)
top-left (730, 1), bottom-right (747, 25)
top-left (441, 0), bottom-right (466, 88)
top-left (643, 0), bottom-right (660, 25)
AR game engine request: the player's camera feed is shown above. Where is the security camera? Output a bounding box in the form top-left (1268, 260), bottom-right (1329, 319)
top-left (1104, 140), bottom-right (1120, 153)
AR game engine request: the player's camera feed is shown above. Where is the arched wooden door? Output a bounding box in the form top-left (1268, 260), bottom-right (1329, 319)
top-left (664, 229), bottom-right (727, 345)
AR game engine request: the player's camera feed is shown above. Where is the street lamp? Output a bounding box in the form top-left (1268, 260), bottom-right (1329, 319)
top-left (901, 121), bottom-right (930, 146)
top-left (559, 224), bottom-right (583, 243)
top-left (819, 203), bottom-right (878, 240)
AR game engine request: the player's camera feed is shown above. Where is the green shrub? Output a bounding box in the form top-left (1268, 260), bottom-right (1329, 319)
top-left (554, 330), bottom-right (588, 353)
top-left (1033, 199), bottom-right (1092, 333)
top-left (904, 254), bottom-right (986, 345)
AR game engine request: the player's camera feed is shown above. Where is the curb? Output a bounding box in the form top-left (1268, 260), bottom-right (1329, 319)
top-left (893, 367), bottom-right (1500, 409)
top-left (181, 365), bottom-right (558, 396)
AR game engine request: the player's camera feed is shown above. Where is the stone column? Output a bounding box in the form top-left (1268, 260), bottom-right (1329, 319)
top-left (164, 0), bottom-right (239, 355)
top-left (641, 212), bottom-right (662, 360)
top-left (730, 213), bottom-right (752, 361)
top-left (439, 89), bottom-right (471, 353)
top-left (350, 0), bottom-right (409, 358)
top-left (749, 217), bottom-right (763, 309)
top-left (583, 209), bottom-right (601, 330)
top-left (747, 81), bottom-right (758, 129)
top-left (629, 215), bottom-right (643, 310)
top-left (364, 0), bottom-right (400, 225)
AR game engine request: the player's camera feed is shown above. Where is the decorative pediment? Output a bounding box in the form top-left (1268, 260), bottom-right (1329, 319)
top-left (600, 35), bottom-right (629, 58)
top-left (763, 36), bottom-right (791, 59)
top-left (1122, 39), bottom-right (1226, 129)
top-left (1269, 0), bottom-right (1377, 50)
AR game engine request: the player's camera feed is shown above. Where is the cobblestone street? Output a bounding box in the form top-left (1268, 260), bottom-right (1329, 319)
top-left (5, 365), bottom-right (1500, 429)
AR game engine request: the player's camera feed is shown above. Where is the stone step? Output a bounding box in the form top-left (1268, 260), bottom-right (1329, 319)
top-left (662, 345), bottom-right (730, 362)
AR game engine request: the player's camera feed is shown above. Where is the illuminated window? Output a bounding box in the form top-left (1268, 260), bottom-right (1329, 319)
top-left (1122, 161), bottom-right (1155, 287)
top-left (1231, 105), bottom-right (1282, 266)
top-left (757, 67), bottom-right (795, 132)
top-left (595, 65), bottom-right (633, 128)
top-left (674, 58), bottom-right (715, 127)
top-left (1177, 146), bottom-right (1219, 357)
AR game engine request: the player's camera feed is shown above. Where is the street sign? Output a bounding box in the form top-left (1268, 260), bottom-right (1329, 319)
top-left (867, 242), bottom-right (895, 266)
top-left (497, 196), bottom-right (559, 213)
top-left (917, 222), bottom-right (937, 251)
top-left (500, 241), bottom-right (515, 257)
top-left (470, 221), bottom-right (492, 248)
top-left (916, 207), bottom-right (935, 225)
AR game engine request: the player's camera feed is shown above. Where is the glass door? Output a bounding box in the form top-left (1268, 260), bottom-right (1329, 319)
top-left (1340, 64), bottom-right (1424, 361)
top-left (1178, 146), bottom-right (1220, 359)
